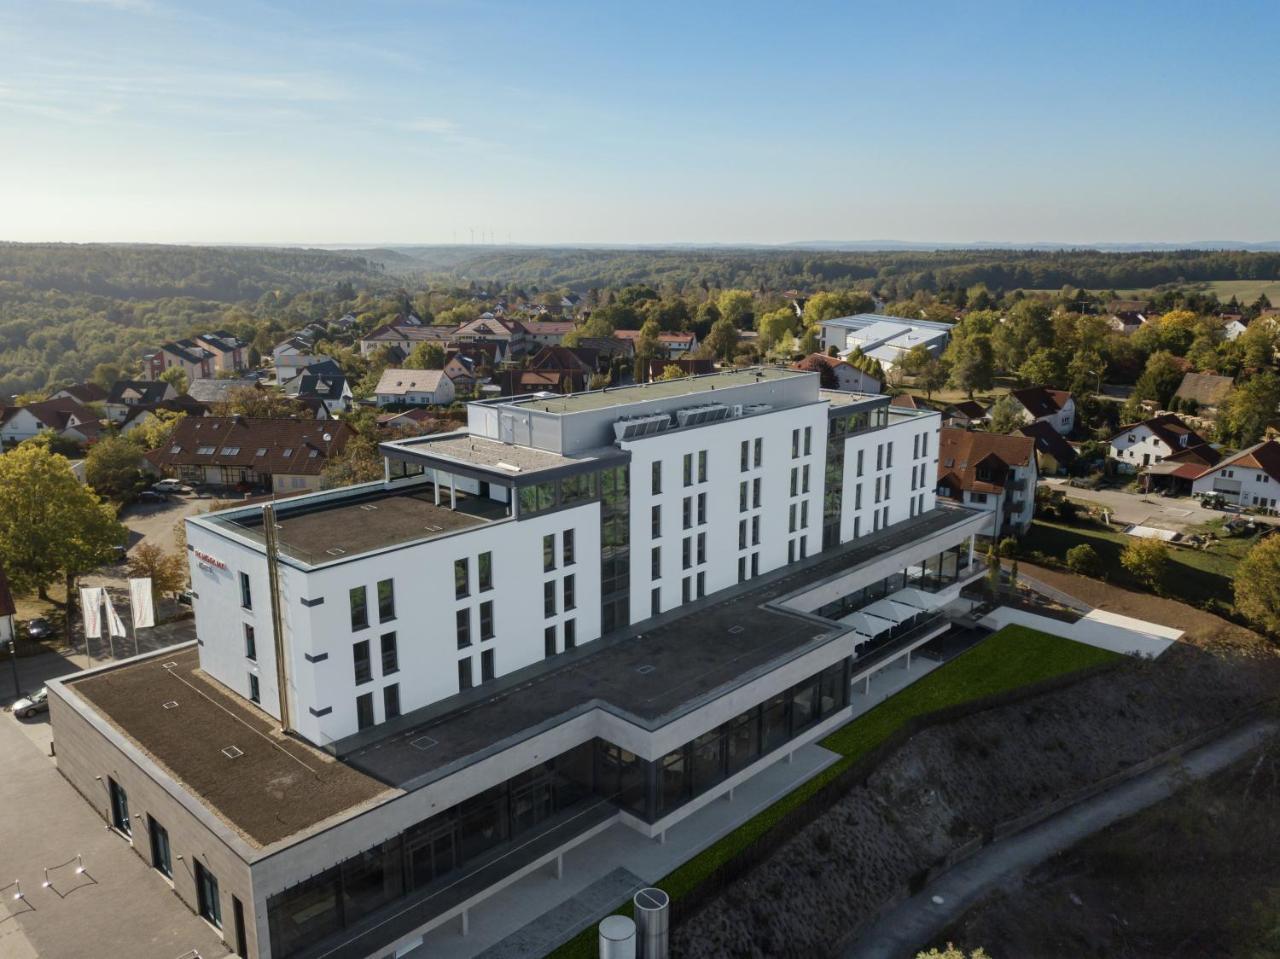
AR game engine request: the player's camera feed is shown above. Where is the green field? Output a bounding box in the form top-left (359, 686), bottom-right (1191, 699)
top-left (545, 625), bottom-right (1118, 959)
top-left (1113, 278), bottom-right (1280, 303)
top-left (1020, 516), bottom-right (1255, 611)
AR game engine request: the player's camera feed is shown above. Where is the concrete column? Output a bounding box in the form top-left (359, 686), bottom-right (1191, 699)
top-left (550, 853), bottom-right (564, 880)
top-left (864, 675), bottom-right (871, 696)
top-left (905, 650), bottom-right (912, 670)
top-left (459, 909), bottom-right (469, 936)
top-left (726, 786), bottom-right (735, 802)
top-left (433, 470), bottom-right (441, 506)
top-left (658, 830), bottom-right (666, 845)
top-left (786, 750), bottom-right (795, 765)
top-left (450, 473), bottom-right (457, 509)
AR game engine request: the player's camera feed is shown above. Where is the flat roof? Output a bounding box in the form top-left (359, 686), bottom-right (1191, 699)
top-left (210, 485), bottom-right (506, 565)
top-left (496, 367), bottom-right (810, 414)
top-left (384, 432), bottom-right (622, 477)
top-left (333, 505), bottom-right (979, 791)
top-left (67, 648), bottom-right (395, 848)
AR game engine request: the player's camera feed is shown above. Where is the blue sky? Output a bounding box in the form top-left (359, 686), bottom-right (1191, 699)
top-left (2, 0), bottom-right (1277, 245)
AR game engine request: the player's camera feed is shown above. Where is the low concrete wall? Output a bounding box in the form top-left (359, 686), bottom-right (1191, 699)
top-left (981, 605), bottom-right (1179, 658)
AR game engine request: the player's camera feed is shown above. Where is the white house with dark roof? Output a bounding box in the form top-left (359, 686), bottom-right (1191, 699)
top-left (1109, 414), bottom-right (1212, 473)
top-left (1008, 386), bottom-right (1075, 435)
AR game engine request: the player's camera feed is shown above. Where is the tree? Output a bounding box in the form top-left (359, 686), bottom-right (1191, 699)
top-left (1017, 348), bottom-right (1063, 388)
top-left (1120, 538), bottom-right (1169, 593)
top-left (658, 364), bottom-right (688, 381)
top-left (916, 357), bottom-right (950, 399)
top-left (757, 307), bottom-right (798, 351)
top-left (947, 333), bottom-right (994, 398)
top-left (797, 326), bottom-right (821, 355)
top-left (898, 344), bottom-right (933, 377)
top-left (320, 431), bottom-right (384, 488)
top-left (1218, 371), bottom-right (1280, 447)
top-left (1065, 543), bottom-right (1102, 577)
top-left (158, 366), bottom-right (189, 395)
top-left (716, 290), bottom-right (755, 329)
top-left (916, 946), bottom-right (990, 959)
top-left (126, 542), bottom-right (189, 601)
top-left (985, 543), bottom-right (1002, 593)
top-left (1131, 351), bottom-right (1185, 409)
top-left (803, 290), bottom-right (875, 324)
top-left (633, 320), bottom-right (666, 381)
top-left (0, 445), bottom-right (124, 615)
top-left (705, 317), bottom-right (740, 361)
top-left (405, 342), bottom-right (445, 370)
top-left (131, 408), bottom-right (186, 452)
top-left (84, 435), bottom-right (145, 500)
top-left (1234, 536), bottom-right (1280, 636)
top-left (89, 362), bottom-right (122, 390)
top-left (986, 395), bottom-right (1026, 434)
top-left (211, 385), bottom-right (304, 419)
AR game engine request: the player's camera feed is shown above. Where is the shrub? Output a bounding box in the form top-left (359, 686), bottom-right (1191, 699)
top-left (1065, 543), bottom-right (1102, 577)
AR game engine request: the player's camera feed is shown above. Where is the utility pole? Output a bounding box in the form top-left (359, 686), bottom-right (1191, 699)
top-left (262, 504), bottom-right (292, 735)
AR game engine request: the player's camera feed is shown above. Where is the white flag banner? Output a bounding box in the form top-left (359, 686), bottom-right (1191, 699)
top-left (80, 587), bottom-right (103, 639)
top-left (104, 593), bottom-right (128, 638)
top-left (128, 578), bottom-right (155, 630)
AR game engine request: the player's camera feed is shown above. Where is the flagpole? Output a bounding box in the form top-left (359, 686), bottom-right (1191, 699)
top-left (104, 591), bottom-right (116, 661)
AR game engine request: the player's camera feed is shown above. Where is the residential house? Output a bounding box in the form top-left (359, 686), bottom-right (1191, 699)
top-left (1008, 386), bottom-right (1075, 435)
top-left (374, 369), bottom-right (456, 408)
top-left (1018, 420), bottom-right (1077, 476)
top-left (1108, 413), bottom-right (1213, 473)
top-left (375, 407), bottom-right (443, 432)
top-left (273, 335), bottom-right (328, 381)
top-left (1141, 442), bottom-right (1221, 496)
top-left (105, 380), bottom-right (177, 423)
top-left (612, 330), bottom-right (699, 355)
top-left (443, 355), bottom-right (480, 395)
top-left (1220, 313), bottom-right (1249, 340)
top-left (522, 320), bottom-right (576, 347)
top-left (1172, 372), bottom-right (1233, 414)
top-left (359, 323), bottom-right (455, 359)
top-left (0, 396), bottom-right (101, 447)
top-left (142, 339), bottom-right (215, 381)
top-left (494, 346), bottom-right (593, 396)
top-left (193, 331), bottom-right (248, 374)
top-left (1191, 439), bottom-right (1280, 509)
top-left (942, 400), bottom-right (989, 428)
top-left (145, 416), bottom-right (354, 493)
top-left (791, 353), bottom-right (883, 393)
top-left (118, 397), bottom-right (210, 438)
top-left (1105, 300), bottom-right (1151, 335)
top-left (187, 377), bottom-right (259, 406)
top-left (280, 364), bottom-right (353, 418)
top-left (51, 382), bottom-right (108, 405)
top-left (453, 317), bottom-right (530, 360)
top-left (890, 394), bottom-right (937, 412)
top-left (936, 427), bottom-right (1038, 535)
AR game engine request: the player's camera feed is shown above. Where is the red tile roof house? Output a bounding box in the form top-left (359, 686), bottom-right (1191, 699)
top-left (1008, 386), bottom-right (1075, 435)
top-left (145, 416), bottom-right (354, 494)
top-left (612, 330), bottom-right (699, 354)
top-left (0, 396), bottom-right (102, 447)
top-left (1191, 439), bottom-right (1280, 510)
top-left (936, 427), bottom-right (1038, 535)
top-left (791, 353), bottom-right (883, 393)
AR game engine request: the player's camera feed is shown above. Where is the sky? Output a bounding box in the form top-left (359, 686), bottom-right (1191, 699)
top-left (2, 0), bottom-right (1278, 246)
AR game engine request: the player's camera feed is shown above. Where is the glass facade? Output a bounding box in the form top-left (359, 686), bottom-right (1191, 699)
top-left (599, 466), bottom-right (630, 633)
top-left (265, 659), bottom-right (849, 959)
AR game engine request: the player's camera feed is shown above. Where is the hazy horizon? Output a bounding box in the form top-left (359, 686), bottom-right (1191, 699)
top-left (4, 0), bottom-right (1278, 246)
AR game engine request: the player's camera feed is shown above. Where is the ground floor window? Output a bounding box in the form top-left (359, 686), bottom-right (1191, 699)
top-left (196, 860), bottom-right (222, 928)
top-left (108, 777), bottom-right (131, 836)
top-left (148, 816), bottom-right (171, 877)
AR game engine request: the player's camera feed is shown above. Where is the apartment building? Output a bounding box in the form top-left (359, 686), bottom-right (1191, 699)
top-left (49, 367), bottom-right (987, 959)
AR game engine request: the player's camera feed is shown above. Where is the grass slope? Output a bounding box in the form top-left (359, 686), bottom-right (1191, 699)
top-left (545, 625), bottom-right (1118, 958)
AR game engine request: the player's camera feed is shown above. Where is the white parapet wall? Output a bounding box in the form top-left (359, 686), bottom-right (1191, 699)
top-left (980, 605), bottom-right (1181, 658)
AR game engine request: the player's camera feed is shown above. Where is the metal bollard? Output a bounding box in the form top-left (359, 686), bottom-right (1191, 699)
top-left (598, 914), bottom-right (636, 959)
top-left (633, 887), bottom-right (669, 959)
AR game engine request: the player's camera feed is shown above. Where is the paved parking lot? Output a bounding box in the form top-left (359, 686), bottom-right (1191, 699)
top-left (1043, 478), bottom-right (1247, 532)
top-left (0, 652), bottom-right (229, 959)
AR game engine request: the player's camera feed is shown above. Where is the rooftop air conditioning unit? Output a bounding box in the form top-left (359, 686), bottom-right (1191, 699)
top-left (675, 403), bottom-right (730, 427)
top-left (613, 413), bottom-right (673, 441)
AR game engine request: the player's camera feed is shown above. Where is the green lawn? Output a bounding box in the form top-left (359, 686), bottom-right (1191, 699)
top-left (1021, 517), bottom-right (1251, 610)
top-left (544, 625), bottom-right (1117, 958)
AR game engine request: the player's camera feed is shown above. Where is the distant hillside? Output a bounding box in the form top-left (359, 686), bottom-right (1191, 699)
top-left (353, 245), bottom-right (1280, 298)
top-left (0, 243), bottom-right (389, 301)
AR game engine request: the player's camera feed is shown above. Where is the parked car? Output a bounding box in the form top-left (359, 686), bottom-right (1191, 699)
top-left (11, 687), bottom-right (48, 719)
top-left (177, 590), bottom-right (195, 608)
top-left (152, 479), bottom-right (193, 494)
top-left (137, 490), bottom-right (169, 504)
top-left (24, 617), bottom-right (55, 640)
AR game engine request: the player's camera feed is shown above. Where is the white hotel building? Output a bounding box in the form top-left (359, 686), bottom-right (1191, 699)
top-left (49, 368), bottom-right (988, 959)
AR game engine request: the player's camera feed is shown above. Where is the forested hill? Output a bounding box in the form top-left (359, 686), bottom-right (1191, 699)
top-left (0, 243), bottom-right (387, 300)
top-left (369, 246), bottom-right (1280, 298)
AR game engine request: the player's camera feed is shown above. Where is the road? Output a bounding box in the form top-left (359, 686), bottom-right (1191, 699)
top-left (1042, 477), bottom-right (1227, 531)
top-left (841, 718), bottom-right (1277, 959)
